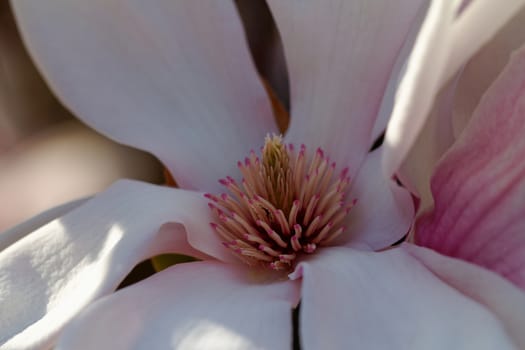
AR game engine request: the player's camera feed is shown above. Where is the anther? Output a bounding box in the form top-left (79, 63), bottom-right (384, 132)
top-left (206, 134), bottom-right (355, 270)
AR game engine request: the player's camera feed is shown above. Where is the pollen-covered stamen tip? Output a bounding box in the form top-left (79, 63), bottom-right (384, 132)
top-left (206, 134), bottom-right (356, 271)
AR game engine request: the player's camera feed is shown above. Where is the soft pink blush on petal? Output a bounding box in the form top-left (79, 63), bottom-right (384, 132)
top-left (335, 149), bottom-right (413, 250)
top-left (291, 247), bottom-right (516, 350)
top-left (0, 181), bottom-right (235, 349)
top-left (415, 46), bottom-right (525, 289)
top-left (404, 244), bottom-right (525, 349)
top-left (56, 261), bottom-right (299, 350)
top-left (11, 0), bottom-right (277, 193)
top-left (452, 6), bottom-right (525, 137)
top-left (267, 0), bottom-right (426, 175)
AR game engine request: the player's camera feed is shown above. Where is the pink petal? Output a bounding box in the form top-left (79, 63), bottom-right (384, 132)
top-left (339, 149), bottom-right (414, 250)
top-left (293, 246), bottom-right (517, 349)
top-left (395, 7), bottom-right (525, 213)
top-left (405, 244), bottom-right (525, 349)
top-left (11, 0), bottom-right (277, 192)
top-left (267, 0), bottom-right (426, 174)
top-left (415, 46), bottom-right (525, 289)
top-left (384, 0), bottom-right (525, 176)
top-left (0, 180), bottom-right (236, 349)
top-left (452, 6), bottom-right (525, 137)
top-left (56, 261), bottom-right (299, 350)
top-left (0, 120), bottom-right (163, 232)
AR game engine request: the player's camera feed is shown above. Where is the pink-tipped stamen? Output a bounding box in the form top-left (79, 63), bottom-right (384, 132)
top-left (205, 135), bottom-right (356, 271)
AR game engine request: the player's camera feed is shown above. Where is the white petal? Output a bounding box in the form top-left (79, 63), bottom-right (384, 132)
top-left (0, 180), bottom-right (235, 349)
top-left (11, 0), bottom-right (277, 192)
top-left (371, 3), bottom-right (430, 145)
top-left (383, 0), bottom-right (456, 175)
top-left (340, 149), bottom-right (414, 250)
top-left (293, 247), bottom-right (518, 349)
top-left (56, 261), bottom-right (299, 350)
top-left (442, 0), bottom-right (525, 88)
top-left (396, 77), bottom-right (458, 211)
top-left (405, 244), bottom-right (525, 349)
top-left (0, 197), bottom-right (87, 252)
top-left (267, 0), bottom-right (426, 174)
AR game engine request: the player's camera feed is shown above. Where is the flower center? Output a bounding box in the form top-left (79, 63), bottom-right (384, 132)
top-left (206, 135), bottom-right (355, 270)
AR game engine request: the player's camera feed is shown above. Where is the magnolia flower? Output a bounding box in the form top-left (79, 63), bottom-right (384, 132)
top-left (1, 1), bottom-right (524, 349)
top-left (0, 3), bottom-right (163, 233)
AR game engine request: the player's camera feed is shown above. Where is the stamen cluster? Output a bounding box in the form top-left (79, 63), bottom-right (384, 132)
top-left (206, 135), bottom-right (355, 270)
